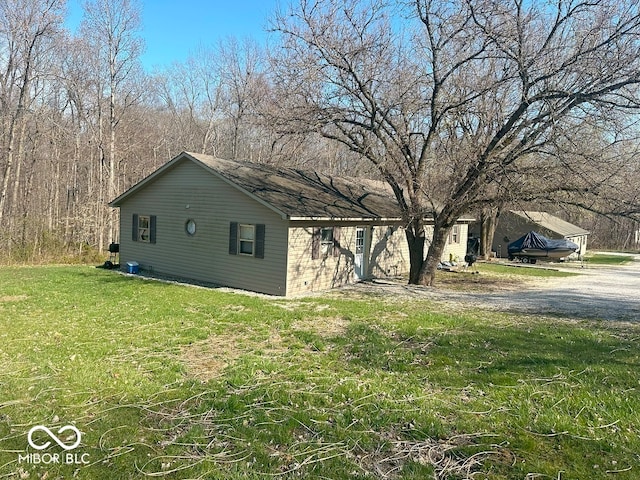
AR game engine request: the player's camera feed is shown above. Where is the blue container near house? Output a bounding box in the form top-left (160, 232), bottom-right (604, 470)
top-left (126, 261), bottom-right (139, 274)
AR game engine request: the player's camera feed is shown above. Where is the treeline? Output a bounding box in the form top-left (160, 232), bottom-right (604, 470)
top-left (1, 0), bottom-right (638, 264)
top-left (0, 0), bottom-right (349, 262)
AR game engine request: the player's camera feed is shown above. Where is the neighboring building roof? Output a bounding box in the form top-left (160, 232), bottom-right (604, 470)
top-left (509, 211), bottom-right (590, 237)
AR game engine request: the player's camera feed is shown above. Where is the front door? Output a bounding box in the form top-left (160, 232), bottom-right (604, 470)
top-left (354, 227), bottom-right (366, 280)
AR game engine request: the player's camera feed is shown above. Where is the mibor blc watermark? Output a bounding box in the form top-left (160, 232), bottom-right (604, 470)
top-left (18, 425), bottom-right (89, 465)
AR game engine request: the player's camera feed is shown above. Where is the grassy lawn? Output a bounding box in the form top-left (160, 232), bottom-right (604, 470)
top-left (584, 254), bottom-right (636, 265)
top-left (0, 266), bottom-right (639, 479)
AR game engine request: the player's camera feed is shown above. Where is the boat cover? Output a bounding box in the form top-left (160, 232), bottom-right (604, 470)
top-left (508, 231), bottom-right (578, 255)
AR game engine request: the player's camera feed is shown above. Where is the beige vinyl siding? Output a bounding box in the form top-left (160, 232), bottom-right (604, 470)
top-left (442, 223), bottom-right (469, 262)
top-left (567, 234), bottom-right (588, 257)
top-left (286, 225), bottom-right (353, 296)
top-left (367, 225), bottom-right (409, 277)
top-left (118, 160), bottom-right (288, 296)
top-left (421, 224), bottom-right (469, 262)
top-left (286, 223), bottom-right (410, 296)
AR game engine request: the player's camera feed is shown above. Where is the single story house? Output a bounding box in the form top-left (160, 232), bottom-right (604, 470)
top-left (487, 210), bottom-right (590, 259)
top-left (109, 151), bottom-right (473, 296)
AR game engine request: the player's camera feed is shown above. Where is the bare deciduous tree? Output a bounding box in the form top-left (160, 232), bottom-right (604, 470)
top-left (154, 51), bottom-right (225, 156)
top-left (216, 37), bottom-right (267, 161)
top-left (154, 38), bottom-right (269, 162)
top-left (80, 0), bottom-right (144, 247)
top-left (269, 0), bottom-right (640, 285)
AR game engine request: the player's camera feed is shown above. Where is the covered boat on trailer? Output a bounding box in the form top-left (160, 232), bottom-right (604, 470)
top-left (507, 231), bottom-right (578, 264)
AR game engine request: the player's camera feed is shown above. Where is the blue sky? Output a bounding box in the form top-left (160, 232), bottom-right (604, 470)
top-left (66, 0), bottom-right (281, 70)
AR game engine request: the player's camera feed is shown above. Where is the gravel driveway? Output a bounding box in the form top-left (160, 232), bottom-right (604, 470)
top-left (341, 253), bottom-right (640, 322)
top-left (462, 254), bottom-right (640, 321)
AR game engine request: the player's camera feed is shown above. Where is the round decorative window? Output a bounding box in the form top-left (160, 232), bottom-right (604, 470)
top-left (185, 219), bottom-right (196, 236)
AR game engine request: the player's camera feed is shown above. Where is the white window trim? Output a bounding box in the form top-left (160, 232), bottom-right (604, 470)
top-left (238, 224), bottom-right (255, 256)
top-left (449, 225), bottom-right (460, 244)
top-left (355, 228), bottom-right (365, 255)
top-left (320, 227), bottom-right (334, 255)
top-left (138, 215), bottom-right (151, 243)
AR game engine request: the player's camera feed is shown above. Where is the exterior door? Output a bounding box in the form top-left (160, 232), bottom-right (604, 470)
top-left (354, 227), bottom-right (366, 279)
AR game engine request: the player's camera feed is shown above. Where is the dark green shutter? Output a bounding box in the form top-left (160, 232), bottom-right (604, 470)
top-left (311, 227), bottom-right (320, 260)
top-left (255, 224), bottom-right (265, 259)
top-left (229, 222), bottom-right (238, 255)
top-left (150, 216), bottom-right (157, 244)
top-left (333, 226), bottom-right (341, 257)
top-left (132, 214), bottom-right (138, 241)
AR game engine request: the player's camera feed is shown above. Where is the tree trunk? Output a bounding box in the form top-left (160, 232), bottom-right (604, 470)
top-left (405, 222), bottom-right (426, 284)
top-left (97, 144), bottom-right (106, 253)
top-left (0, 150), bottom-right (13, 226)
top-left (479, 206), bottom-right (500, 260)
top-left (9, 119), bottom-right (28, 239)
top-left (108, 69), bottom-right (117, 247)
top-left (418, 223), bottom-right (451, 286)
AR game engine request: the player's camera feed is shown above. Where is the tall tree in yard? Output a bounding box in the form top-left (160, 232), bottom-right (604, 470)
top-left (270, 0), bottom-right (640, 285)
top-left (80, 0), bottom-right (144, 248)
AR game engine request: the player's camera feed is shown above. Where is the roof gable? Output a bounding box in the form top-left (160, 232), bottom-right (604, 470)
top-left (110, 152), bottom-right (402, 220)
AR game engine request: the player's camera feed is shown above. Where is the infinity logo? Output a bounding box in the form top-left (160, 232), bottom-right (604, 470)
top-left (27, 425), bottom-right (82, 451)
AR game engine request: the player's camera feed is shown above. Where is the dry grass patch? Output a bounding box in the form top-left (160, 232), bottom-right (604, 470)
top-left (271, 301), bottom-right (332, 312)
top-left (0, 294), bottom-right (28, 302)
top-left (181, 329), bottom-right (288, 381)
top-left (290, 315), bottom-right (350, 338)
top-left (354, 432), bottom-right (511, 479)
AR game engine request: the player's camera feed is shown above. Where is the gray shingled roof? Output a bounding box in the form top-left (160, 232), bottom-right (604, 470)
top-left (191, 152), bottom-right (404, 219)
top-left (510, 211), bottom-right (590, 237)
top-left (111, 152), bottom-right (405, 220)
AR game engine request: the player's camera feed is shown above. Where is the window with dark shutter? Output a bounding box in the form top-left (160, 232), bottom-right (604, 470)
top-left (133, 214), bottom-right (156, 243)
top-left (137, 215), bottom-right (151, 242)
top-left (229, 222), bottom-right (264, 258)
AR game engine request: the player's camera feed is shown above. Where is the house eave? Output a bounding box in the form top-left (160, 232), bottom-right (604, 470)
top-left (288, 216), bottom-right (402, 222)
top-left (287, 215), bottom-right (476, 224)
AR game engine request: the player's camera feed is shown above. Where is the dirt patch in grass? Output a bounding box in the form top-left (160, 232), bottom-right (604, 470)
top-left (434, 270), bottom-right (537, 292)
top-left (0, 295), bottom-right (28, 302)
top-left (181, 330), bottom-right (288, 381)
top-left (334, 277), bottom-right (533, 302)
top-left (271, 301), bottom-right (333, 312)
top-left (181, 315), bottom-right (348, 381)
top-left (290, 316), bottom-right (350, 338)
